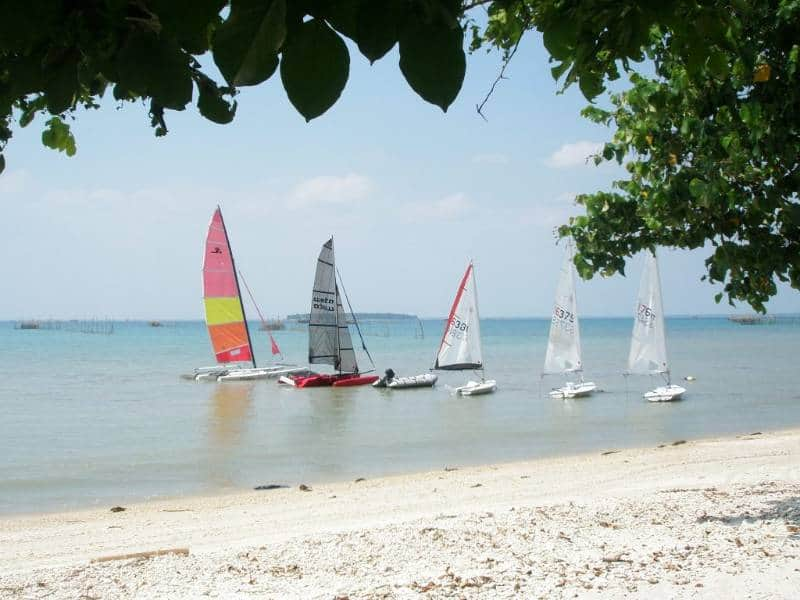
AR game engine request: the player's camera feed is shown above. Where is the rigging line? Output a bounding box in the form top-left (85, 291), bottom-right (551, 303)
top-left (237, 269), bottom-right (283, 361)
top-left (335, 267), bottom-right (375, 370)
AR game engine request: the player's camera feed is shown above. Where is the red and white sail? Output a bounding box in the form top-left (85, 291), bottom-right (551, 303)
top-left (435, 262), bottom-right (483, 370)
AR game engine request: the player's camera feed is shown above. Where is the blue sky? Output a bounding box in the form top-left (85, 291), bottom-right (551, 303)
top-left (1, 30), bottom-right (797, 319)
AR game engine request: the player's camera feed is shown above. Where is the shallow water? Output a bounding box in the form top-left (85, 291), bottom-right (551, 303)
top-left (1, 317), bottom-right (798, 515)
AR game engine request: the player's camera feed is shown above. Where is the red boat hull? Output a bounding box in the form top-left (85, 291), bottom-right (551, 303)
top-left (287, 374), bottom-right (379, 388)
top-left (331, 375), bottom-right (379, 387)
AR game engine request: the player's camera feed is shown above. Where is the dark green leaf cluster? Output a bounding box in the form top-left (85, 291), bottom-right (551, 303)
top-left (0, 0), bottom-right (468, 171)
top-left (557, 1), bottom-right (800, 312)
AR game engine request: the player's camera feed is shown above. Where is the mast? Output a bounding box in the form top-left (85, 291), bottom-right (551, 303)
top-left (653, 250), bottom-right (670, 385)
top-left (217, 206), bottom-right (256, 368)
top-left (332, 237), bottom-right (341, 374)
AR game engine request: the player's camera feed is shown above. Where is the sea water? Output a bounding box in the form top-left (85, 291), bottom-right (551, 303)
top-left (1, 317), bottom-right (798, 515)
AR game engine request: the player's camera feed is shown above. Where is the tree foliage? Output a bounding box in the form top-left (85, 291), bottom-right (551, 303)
top-left (474, 0), bottom-right (800, 311)
top-left (0, 0), bottom-right (466, 172)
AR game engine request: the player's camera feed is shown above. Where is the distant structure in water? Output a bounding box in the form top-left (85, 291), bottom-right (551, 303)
top-left (728, 314), bottom-right (799, 325)
top-left (14, 318), bottom-right (114, 335)
top-left (729, 315), bottom-right (777, 325)
top-left (259, 318), bottom-right (285, 331)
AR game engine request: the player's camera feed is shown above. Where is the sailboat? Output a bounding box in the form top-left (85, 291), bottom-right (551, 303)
top-left (279, 237), bottom-right (378, 388)
top-left (193, 206), bottom-right (302, 382)
top-left (434, 261), bottom-right (496, 395)
top-left (627, 250), bottom-right (686, 401)
top-left (543, 240), bottom-right (596, 398)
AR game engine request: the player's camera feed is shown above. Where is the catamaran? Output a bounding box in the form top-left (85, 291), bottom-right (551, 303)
top-left (192, 207), bottom-right (302, 382)
top-left (434, 261), bottom-right (496, 395)
top-left (279, 237), bottom-right (378, 388)
top-left (543, 240), bottom-right (596, 398)
top-left (627, 250), bottom-right (686, 401)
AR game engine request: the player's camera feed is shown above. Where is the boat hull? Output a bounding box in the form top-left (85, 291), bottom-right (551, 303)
top-left (280, 373), bottom-right (378, 388)
top-left (644, 384), bottom-right (686, 402)
top-left (380, 373), bottom-right (438, 389)
top-left (332, 375), bottom-right (379, 387)
top-left (549, 381), bottom-right (597, 398)
top-left (456, 379), bottom-right (497, 396)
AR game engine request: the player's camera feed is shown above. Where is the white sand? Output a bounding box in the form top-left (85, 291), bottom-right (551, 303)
top-left (1, 429), bottom-right (799, 598)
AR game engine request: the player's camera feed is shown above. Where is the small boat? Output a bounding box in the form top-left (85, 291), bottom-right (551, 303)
top-left (433, 261), bottom-right (496, 395)
top-left (373, 369), bottom-right (438, 389)
top-left (191, 206), bottom-right (292, 382)
top-left (543, 240), bottom-right (596, 398)
top-left (280, 238), bottom-right (378, 388)
top-left (627, 251), bottom-right (686, 402)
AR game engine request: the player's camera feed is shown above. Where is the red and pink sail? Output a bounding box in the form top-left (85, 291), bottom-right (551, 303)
top-left (202, 208), bottom-right (255, 365)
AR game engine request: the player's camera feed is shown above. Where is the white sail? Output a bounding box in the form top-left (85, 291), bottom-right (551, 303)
top-left (435, 262), bottom-right (483, 370)
top-left (543, 241), bottom-right (582, 374)
top-left (308, 238), bottom-right (358, 374)
top-left (627, 251), bottom-right (669, 376)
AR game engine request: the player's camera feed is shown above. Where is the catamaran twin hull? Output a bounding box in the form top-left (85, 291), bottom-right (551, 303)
top-left (278, 373), bottom-right (379, 387)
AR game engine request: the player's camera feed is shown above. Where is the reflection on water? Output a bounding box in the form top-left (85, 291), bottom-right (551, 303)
top-left (207, 383), bottom-right (254, 486)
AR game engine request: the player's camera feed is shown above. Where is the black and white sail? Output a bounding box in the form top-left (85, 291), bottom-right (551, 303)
top-left (308, 238), bottom-right (358, 374)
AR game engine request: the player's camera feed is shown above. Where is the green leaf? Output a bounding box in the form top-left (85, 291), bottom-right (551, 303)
top-left (578, 73), bottom-right (604, 100)
top-left (542, 18), bottom-right (576, 61)
top-left (44, 56), bottom-right (78, 115)
top-left (550, 60), bottom-right (570, 81)
top-left (197, 78), bottom-right (237, 124)
top-left (280, 19), bottom-right (350, 121)
top-left (707, 50), bottom-right (729, 79)
top-left (41, 117), bottom-right (76, 156)
top-left (356, 0), bottom-right (402, 63)
top-left (117, 32), bottom-right (193, 110)
top-left (213, 0), bottom-right (286, 86)
top-left (151, 0), bottom-right (224, 54)
top-left (399, 19), bottom-right (465, 112)
top-left (689, 178), bottom-right (705, 198)
top-left (0, 153), bottom-right (5, 174)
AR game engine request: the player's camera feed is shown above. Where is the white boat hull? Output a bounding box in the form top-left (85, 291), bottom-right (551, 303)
top-left (644, 384), bottom-right (686, 402)
top-left (381, 373), bottom-right (438, 389)
top-left (216, 365), bottom-right (300, 382)
top-left (456, 379), bottom-right (497, 396)
top-left (549, 381), bottom-right (597, 398)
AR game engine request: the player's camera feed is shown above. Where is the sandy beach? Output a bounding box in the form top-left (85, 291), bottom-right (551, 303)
top-left (1, 428), bottom-right (799, 598)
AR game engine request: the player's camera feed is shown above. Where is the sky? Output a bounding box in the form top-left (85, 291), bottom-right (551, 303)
top-left (1, 28), bottom-right (797, 320)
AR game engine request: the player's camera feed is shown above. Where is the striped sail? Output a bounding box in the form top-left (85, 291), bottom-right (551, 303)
top-left (435, 262), bottom-right (483, 370)
top-left (308, 238), bottom-right (358, 373)
top-left (202, 208), bottom-right (254, 365)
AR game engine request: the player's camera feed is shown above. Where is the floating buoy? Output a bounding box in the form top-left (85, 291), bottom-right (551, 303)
top-left (684, 375), bottom-right (696, 382)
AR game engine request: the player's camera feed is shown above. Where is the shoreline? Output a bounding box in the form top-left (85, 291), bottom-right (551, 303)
top-left (4, 423), bottom-right (792, 521)
top-left (2, 428), bottom-right (799, 597)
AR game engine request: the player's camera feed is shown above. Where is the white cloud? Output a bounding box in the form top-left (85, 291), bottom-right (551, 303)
top-left (286, 173), bottom-right (372, 210)
top-left (405, 192), bottom-right (473, 221)
top-left (545, 141), bottom-right (603, 168)
top-left (471, 153), bottom-right (510, 165)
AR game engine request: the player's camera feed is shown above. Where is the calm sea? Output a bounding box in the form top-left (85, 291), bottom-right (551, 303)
top-left (1, 317), bottom-right (799, 515)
